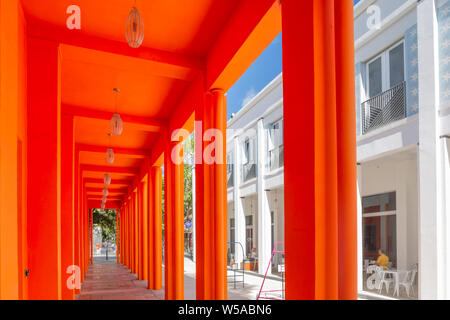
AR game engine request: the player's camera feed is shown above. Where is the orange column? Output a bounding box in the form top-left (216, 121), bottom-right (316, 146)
top-left (195, 89), bottom-right (227, 300)
top-left (281, 0), bottom-right (356, 299)
top-left (116, 210), bottom-right (120, 264)
top-left (335, 0), bottom-right (357, 300)
top-left (129, 199), bottom-right (133, 271)
top-left (212, 89), bottom-right (227, 300)
top-left (74, 149), bottom-right (81, 290)
top-left (90, 209), bottom-right (93, 264)
top-left (194, 98), bottom-right (206, 300)
top-left (148, 170), bottom-right (155, 289)
top-left (163, 155), bottom-right (171, 299)
top-left (153, 167), bottom-right (163, 290)
top-left (61, 114), bottom-right (75, 300)
top-left (142, 180), bottom-right (149, 281)
top-left (137, 186), bottom-right (142, 279)
top-left (164, 140), bottom-right (184, 300)
top-left (26, 37), bottom-right (62, 300)
top-left (134, 191), bottom-right (139, 276)
top-left (80, 183), bottom-right (84, 282)
top-left (120, 208), bottom-right (124, 265)
top-left (0, 0), bottom-right (22, 300)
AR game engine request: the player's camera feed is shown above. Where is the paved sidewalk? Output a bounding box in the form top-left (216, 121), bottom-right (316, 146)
top-left (78, 257), bottom-right (285, 300)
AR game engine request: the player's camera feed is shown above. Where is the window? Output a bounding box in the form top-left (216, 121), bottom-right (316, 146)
top-left (268, 119), bottom-right (284, 171)
top-left (230, 218), bottom-right (235, 255)
top-left (362, 192), bottom-right (397, 268)
top-left (242, 137), bottom-right (257, 182)
top-left (362, 191), bottom-right (396, 213)
top-left (367, 41), bottom-right (405, 98)
top-left (227, 152), bottom-right (234, 188)
top-left (245, 215), bottom-right (254, 257)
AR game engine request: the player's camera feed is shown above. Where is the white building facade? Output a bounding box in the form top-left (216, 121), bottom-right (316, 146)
top-left (354, 0), bottom-right (450, 299)
top-left (226, 75), bottom-right (284, 276)
top-left (225, 0), bottom-right (450, 299)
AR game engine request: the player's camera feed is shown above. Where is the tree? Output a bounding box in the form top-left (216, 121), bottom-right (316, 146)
top-left (92, 209), bottom-right (116, 244)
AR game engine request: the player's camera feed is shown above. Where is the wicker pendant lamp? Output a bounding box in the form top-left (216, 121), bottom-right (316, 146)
top-left (126, 1), bottom-right (144, 48)
top-left (110, 88), bottom-right (123, 136)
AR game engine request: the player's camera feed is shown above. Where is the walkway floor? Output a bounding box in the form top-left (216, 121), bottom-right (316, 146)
top-left (77, 258), bottom-right (164, 300)
top-left (78, 256), bottom-right (271, 300)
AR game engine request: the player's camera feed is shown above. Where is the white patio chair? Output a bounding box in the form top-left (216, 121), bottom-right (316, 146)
top-left (366, 265), bottom-right (383, 291)
top-left (396, 267), bottom-right (417, 297)
top-left (379, 269), bottom-right (394, 295)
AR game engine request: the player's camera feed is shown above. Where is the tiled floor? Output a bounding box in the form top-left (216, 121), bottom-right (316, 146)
top-left (77, 258), bottom-right (164, 300)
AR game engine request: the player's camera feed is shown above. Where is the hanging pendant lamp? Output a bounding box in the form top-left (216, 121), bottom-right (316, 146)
top-left (106, 148), bottom-right (115, 164)
top-left (110, 88), bottom-right (123, 136)
top-left (105, 133), bottom-right (115, 164)
top-left (104, 173), bottom-right (111, 186)
top-left (102, 187), bottom-right (109, 197)
top-left (126, 1), bottom-right (144, 48)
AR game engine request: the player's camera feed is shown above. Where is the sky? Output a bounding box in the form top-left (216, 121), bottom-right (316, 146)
top-left (226, 1), bottom-right (360, 120)
top-left (226, 33), bottom-right (282, 120)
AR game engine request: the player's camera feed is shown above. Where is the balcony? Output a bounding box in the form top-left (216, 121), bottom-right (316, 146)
top-left (361, 81), bottom-right (406, 135)
top-left (227, 165), bottom-right (234, 188)
top-left (269, 144), bottom-right (284, 171)
top-left (242, 162), bottom-right (257, 183)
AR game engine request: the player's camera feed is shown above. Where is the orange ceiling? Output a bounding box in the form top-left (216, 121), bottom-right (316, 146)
top-left (22, 0), bottom-right (265, 205)
top-left (22, 0), bottom-right (240, 55)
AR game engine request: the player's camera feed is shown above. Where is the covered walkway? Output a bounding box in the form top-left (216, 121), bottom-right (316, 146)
top-left (1, 0), bottom-right (358, 300)
top-left (78, 259), bottom-right (163, 300)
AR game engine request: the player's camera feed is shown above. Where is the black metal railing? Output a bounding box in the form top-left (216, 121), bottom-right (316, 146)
top-left (361, 81), bottom-right (406, 134)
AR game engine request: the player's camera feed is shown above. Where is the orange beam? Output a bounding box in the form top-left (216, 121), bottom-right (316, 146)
top-left (64, 104), bottom-right (166, 133)
top-left (86, 187), bottom-right (128, 192)
top-left (77, 143), bottom-right (149, 158)
top-left (81, 164), bottom-right (139, 176)
top-left (28, 21), bottom-right (204, 75)
top-left (206, 0), bottom-right (281, 90)
top-left (84, 178), bottom-right (131, 186)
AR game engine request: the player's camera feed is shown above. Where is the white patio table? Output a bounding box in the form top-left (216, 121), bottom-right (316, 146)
top-left (381, 269), bottom-right (408, 297)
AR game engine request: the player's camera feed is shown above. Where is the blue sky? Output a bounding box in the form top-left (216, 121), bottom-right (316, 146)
top-left (226, 33), bottom-right (282, 120)
top-left (226, 1), bottom-right (360, 120)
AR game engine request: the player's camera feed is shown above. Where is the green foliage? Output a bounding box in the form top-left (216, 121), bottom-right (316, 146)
top-left (184, 134), bottom-right (194, 221)
top-left (92, 209), bottom-right (116, 243)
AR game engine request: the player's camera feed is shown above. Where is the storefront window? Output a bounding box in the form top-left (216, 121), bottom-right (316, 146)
top-left (362, 192), bottom-right (397, 268)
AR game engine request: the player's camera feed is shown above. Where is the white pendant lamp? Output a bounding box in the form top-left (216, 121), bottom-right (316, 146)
top-left (102, 187), bottom-right (109, 197)
top-left (126, 2), bottom-right (144, 49)
top-left (110, 88), bottom-right (123, 136)
top-left (106, 148), bottom-right (115, 164)
top-left (104, 173), bottom-right (111, 186)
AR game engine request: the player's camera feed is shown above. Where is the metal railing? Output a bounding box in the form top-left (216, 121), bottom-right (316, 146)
top-left (242, 162), bottom-right (257, 182)
top-left (269, 144), bottom-right (284, 171)
top-left (361, 81), bottom-right (406, 134)
top-left (227, 165), bottom-right (234, 188)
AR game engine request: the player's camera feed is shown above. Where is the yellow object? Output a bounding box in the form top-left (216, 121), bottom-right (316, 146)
top-left (376, 254), bottom-right (389, 270)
